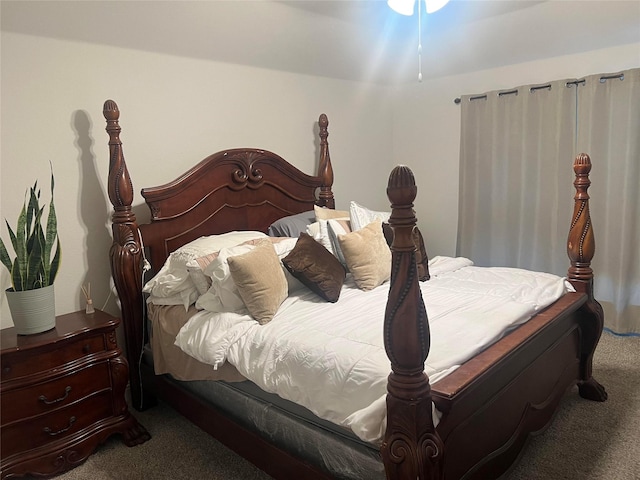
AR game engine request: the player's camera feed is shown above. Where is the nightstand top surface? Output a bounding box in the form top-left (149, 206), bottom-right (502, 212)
top-left (1, 310), bottom-right (119, 353)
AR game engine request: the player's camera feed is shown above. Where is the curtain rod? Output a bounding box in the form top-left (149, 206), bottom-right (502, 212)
top-left (453, 73), bottom-right (625, 104)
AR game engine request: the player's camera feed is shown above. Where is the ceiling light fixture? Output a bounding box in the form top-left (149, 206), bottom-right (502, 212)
top-left (387, 0), bottom-right (451, 81)
top-left (387, 0), bottom-right (450, 15)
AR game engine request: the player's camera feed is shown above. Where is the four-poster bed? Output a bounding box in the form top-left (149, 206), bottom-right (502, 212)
top-left (104, 99), bottom-right (606, 480)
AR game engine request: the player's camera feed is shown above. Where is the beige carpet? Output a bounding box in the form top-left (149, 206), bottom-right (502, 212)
top-left (26, 332), bottom-right (640, 479)
top-left (504, 331), bottom-right (640, 480)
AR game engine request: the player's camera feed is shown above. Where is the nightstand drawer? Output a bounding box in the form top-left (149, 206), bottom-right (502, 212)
top-left (1, 362), bottom-right (111, 425)
top-left (1, 334), bottom-right (107, 381)
top-left (1, 389), bottom-right (113, 459)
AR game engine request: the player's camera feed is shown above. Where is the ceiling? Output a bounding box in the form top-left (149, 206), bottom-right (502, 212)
top-left (2, 0), bottom-right (639, 84)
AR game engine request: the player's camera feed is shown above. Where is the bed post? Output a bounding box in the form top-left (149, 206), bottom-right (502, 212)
top-left (567, 153), bottom-right (607, 402)
top-left (104, 100), bottom-right (150, 411)
top-left (381, 166), bottom-right (444, 480)
top-left (317, 113), bottom-right (335, 209)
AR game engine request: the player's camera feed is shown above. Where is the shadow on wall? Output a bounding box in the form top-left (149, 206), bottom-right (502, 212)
top-left (72, 110), bottom-right (118, 317)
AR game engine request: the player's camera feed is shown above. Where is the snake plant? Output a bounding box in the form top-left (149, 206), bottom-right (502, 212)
top-left (0, 167), bottom-right (61, 291)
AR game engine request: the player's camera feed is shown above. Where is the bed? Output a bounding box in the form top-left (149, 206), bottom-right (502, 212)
top-left (103, 99), bottom-right (607, 480)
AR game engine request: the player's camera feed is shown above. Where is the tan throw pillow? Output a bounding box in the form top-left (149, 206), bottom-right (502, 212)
top-left (337, 220), bottom-right (391, 291)
top-left (282, 233), bottom-right (346, 303)
top-left (228, 239), bottom-right (288, 324)
top-left (314, 204), bottom-right (350, 220)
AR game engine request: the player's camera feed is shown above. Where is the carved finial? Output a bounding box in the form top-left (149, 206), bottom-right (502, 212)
top-left (318, 113), bottom-right (329, 144)
top-left (387, 165), bottom-right (417, 207)
top-left (317, 113), bottom-right (334, 208)
top-left (574, 152), bottom-right (592, 169)
top-left (104, 99), bottom-right (122, 153)
top-left (319, 113), bottom-right (328, 129)
top-left (104, 99), bottom-right (133, 212)
top-left (103, 99), bottom-right (120, 121)
top-left (385, 165), bottom-right (427, 368)
top-left (568, 153), bottom-right (595, 293)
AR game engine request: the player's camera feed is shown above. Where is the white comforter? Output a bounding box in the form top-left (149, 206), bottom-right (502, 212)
top-left (174, 256), bottom-right (572, 444)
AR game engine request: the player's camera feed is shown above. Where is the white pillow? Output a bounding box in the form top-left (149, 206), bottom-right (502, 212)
top-left (349, 201), bottom-right (391, 231)
top-left (327, 218), bottom-right (351, 267)
top-left (143, 231), bottom-right (267, 300)
top-left (306, 218), bottom-right (350, 258)
top-left (196, 237), bottom-right (300, 313)
top-left (146, 286), bottom-right (199, 311)
top-left (306, 220), bottom-right (333, 254)
top-left (187, 268), bottom-right (212, 296)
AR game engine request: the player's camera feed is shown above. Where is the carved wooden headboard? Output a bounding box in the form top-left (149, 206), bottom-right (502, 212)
top-left (105, 99), bottom-right (335, 275)
top-left (104, 99), bottom-right (335, 406)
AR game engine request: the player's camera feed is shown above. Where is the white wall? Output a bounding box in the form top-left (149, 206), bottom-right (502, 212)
top-left (2, 28), bottom-right (638, 329)
top-left (0, 32), bottom-right (394, 327)
top-left (392, 43), bottom-right (640, 258)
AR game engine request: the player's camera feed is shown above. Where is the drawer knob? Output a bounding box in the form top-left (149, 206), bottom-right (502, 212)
top-left (82, 344), bottom-right (91, 354)
top-left (39, 386), bottom-right (72, 405)
top-left (43, 416), bottom-right (76, 436)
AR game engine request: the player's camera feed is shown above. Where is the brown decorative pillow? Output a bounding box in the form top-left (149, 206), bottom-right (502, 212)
top-left (227, 240), bottom-right (288, 324)
top-left (338, 220), bottom-right (391, 291)
top-left (382, 222), bottom-right (430, 281)
top-left (282, 233), bottom-right (346, 303)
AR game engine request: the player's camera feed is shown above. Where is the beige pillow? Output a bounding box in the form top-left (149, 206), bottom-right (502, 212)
top-left (314, 204), bottom-right (350, 220)
top-left (228, 240), bottom-right (288, 324)
top-left (337, 220), bottom-right (391, 291)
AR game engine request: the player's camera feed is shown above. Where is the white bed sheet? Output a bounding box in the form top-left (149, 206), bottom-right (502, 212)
top-left (174, 256), bottom-right (572, 444)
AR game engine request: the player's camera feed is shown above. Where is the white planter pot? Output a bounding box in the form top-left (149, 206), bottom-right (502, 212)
top-left (5, 284), bottom-right (56, 335)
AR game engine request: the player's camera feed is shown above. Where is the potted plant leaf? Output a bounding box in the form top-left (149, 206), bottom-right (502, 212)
top-left (0, 166), bottom-right (61, 334)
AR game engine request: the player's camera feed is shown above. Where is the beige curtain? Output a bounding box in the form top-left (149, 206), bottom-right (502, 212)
top-left (457, 78), bottom-right (576, 273)
top-left (458, 68), bottom-right (639, 334)
top-left (576, 69), bottom-right (640, 334)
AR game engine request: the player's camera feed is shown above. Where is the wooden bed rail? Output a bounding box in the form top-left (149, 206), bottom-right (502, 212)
top-left (381, 154), bottom-right (607, 478)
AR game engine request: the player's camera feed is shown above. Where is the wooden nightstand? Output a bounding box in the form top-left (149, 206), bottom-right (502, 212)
top-left (0, 309), bottom-right (150, 478)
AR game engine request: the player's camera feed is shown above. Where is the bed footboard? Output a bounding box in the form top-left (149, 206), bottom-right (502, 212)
top-left (381, 154), bottom-right (606, 480)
